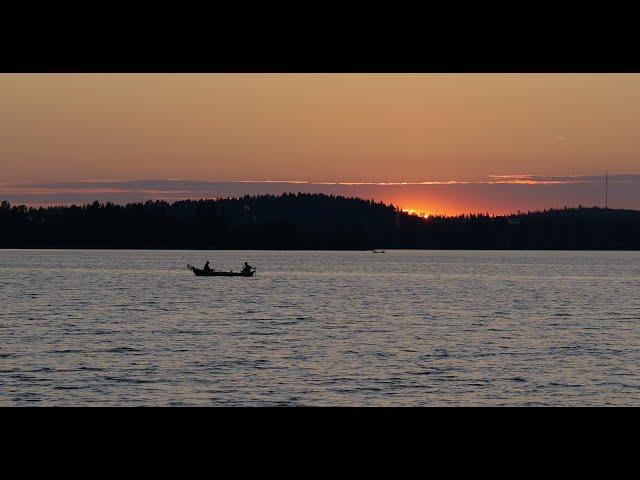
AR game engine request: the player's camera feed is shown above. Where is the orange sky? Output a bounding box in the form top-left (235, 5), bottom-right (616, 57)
top-left (1, 74), bottom-right (640, 214)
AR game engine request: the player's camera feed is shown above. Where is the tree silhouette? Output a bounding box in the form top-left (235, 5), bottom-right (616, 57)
top-left (1, 195), bottom-right (639, 249)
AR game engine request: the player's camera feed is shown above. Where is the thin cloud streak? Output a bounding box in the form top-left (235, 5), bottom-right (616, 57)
top-left (5, 173), bottom-right (613, 190)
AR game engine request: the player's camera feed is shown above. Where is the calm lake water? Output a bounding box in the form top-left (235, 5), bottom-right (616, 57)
top-left (1, 249), bottom-right (639, 406)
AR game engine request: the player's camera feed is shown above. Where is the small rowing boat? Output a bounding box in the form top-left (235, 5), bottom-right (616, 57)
top-left (187, 265), bottom-right (256, 277)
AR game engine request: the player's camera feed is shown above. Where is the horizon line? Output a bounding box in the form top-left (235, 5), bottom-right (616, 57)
top-left (2, 194), bottom-right (635, 219)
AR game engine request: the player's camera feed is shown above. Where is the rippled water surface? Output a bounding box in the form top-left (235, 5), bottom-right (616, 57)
top-left (1, 249), bottom-right (639, 406)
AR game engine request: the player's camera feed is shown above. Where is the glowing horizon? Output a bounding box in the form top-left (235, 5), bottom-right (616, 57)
top-left (1, 174), bottom-right (636, 216)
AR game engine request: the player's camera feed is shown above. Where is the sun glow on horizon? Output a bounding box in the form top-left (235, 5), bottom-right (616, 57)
top-left (402, 208), bottom-right (432, 218)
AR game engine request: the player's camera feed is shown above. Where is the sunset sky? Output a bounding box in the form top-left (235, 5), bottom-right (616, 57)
top-left (2, 74), bottom-right (640, 214)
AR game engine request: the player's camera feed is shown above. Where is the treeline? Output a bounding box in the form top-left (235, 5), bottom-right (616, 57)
top-left (1, 195), bottom-right (640, 249)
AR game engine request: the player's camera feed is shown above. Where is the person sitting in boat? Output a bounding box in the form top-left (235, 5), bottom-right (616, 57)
top-left (203, 261), bottom-right (212, 273)
top-left (241, 262), bottom-right (253, 274)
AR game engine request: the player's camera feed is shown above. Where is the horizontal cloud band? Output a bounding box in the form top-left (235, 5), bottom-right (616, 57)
top-left (1, 175), bottom-right (637, 215)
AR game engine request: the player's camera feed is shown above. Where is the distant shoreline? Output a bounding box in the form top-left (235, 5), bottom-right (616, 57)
top-left (3, 195), bottom-right (640, 250)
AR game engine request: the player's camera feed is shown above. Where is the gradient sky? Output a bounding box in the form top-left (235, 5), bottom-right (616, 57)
top-left (1, 74), bottom-right (639, 214)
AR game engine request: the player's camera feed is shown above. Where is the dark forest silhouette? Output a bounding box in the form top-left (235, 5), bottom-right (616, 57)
top-left (1, 194), bottom-right (640, 249)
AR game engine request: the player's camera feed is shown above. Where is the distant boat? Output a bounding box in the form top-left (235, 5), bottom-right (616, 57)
top-left (372, 249), bottom-right (385, 254)
top-left (187, 265), bottom-right (255, 277)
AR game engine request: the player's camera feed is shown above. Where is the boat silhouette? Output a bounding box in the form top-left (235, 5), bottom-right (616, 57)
top-left (187, 265), bottom-right (256, 277)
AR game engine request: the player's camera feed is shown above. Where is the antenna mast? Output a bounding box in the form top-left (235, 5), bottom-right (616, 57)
top-left (605, 171), bottom-right (608, 209)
